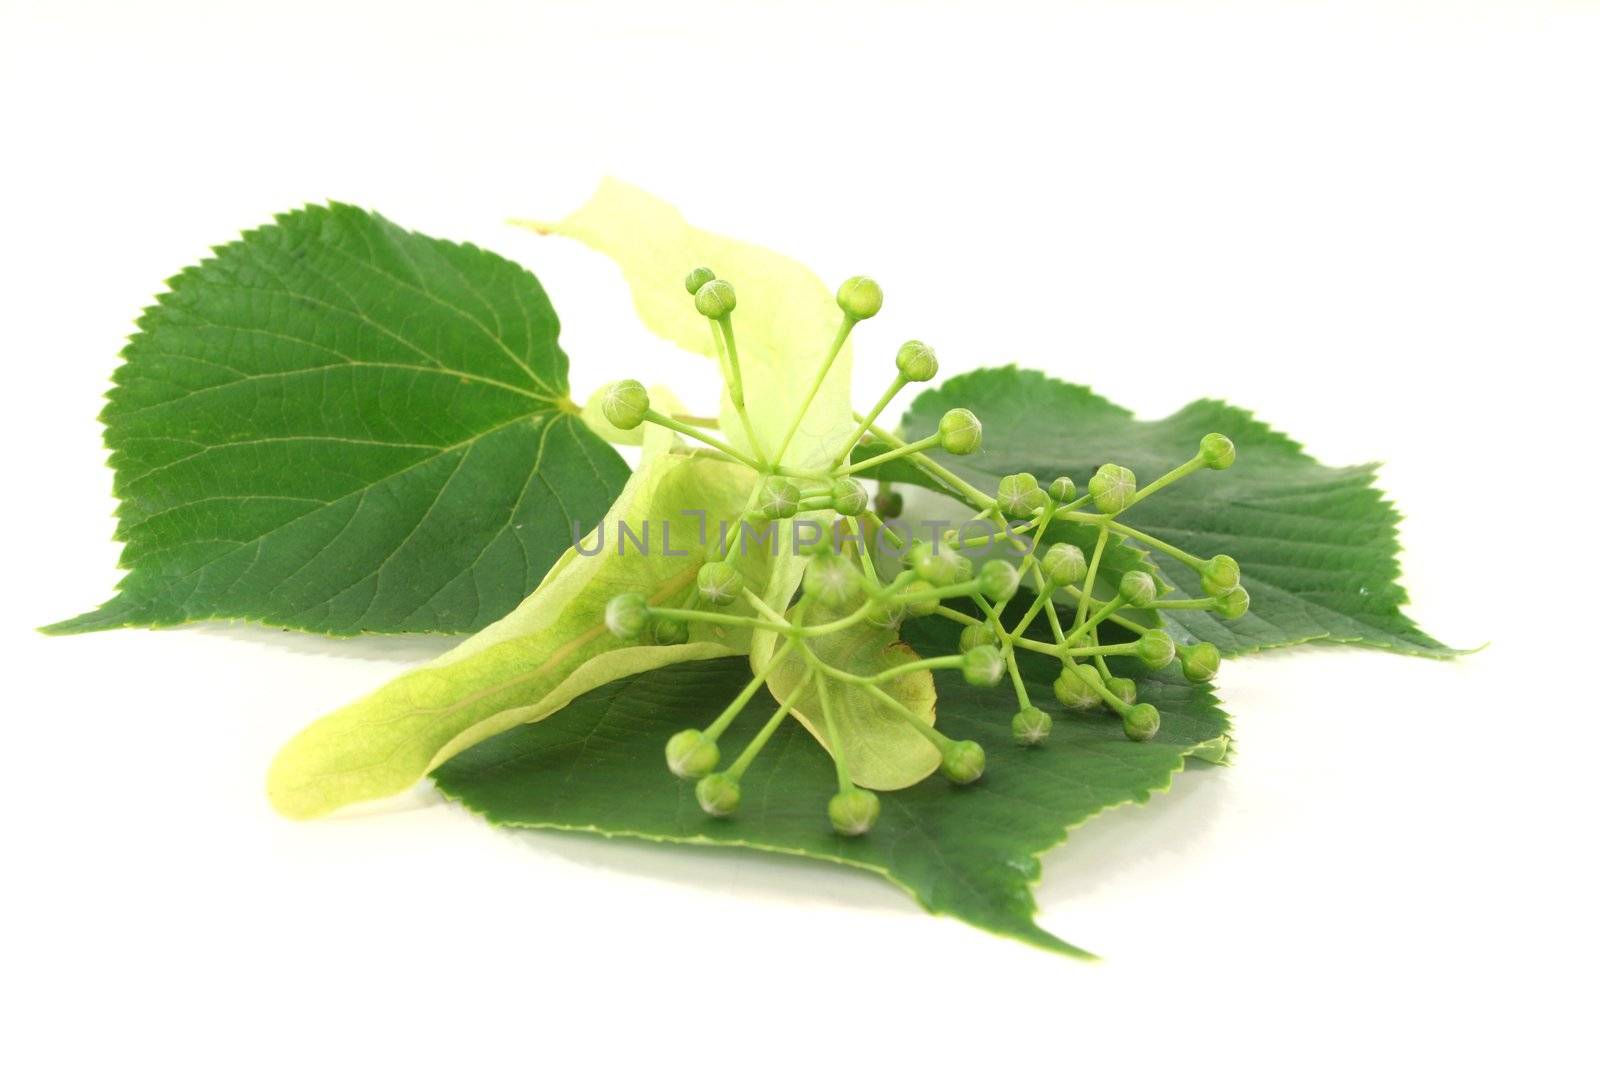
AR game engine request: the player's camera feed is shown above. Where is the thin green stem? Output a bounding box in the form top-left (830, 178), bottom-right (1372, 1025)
top-left (1062, 641), bottom-right (1138, 658)
top-left (1076, 527), bottom-right (1110, 628)
top-left (831, 374), bottom-right (908, 468)
top-left (727, 671), bottom-right (814, 779)
top-left (775, 317), bottom-right (855, 465)
top-left (857, 418), bottom-right (996, 510)
top-left (840, 433), bottom-right (941, 476)
top-left (703, 640), bottom-right (797, 741)
top-left (934, 605), bottom-right (985, 628)
top-left (816, 663), bottom-right (854, 794)
top-left (864, 685), bottom-right (952, 754)
top-left (1129, 455), bottom-right (1204, 506)
top-left (716, 317), bottom-right (768, 468)
top-left (1062, 593), bottom-right (1128, 648)
top-left (652, 606), bottom-right (790, 633)
top-left (643, 411), bottom-right (760, 469)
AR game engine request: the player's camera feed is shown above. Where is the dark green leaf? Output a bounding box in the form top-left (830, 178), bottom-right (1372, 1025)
top-left (48, 204), bottom-right (628, 636)
top-left (865, 367), bottom-right (1450, 657)
top-left (433, 613), bottom-right (1228, 956)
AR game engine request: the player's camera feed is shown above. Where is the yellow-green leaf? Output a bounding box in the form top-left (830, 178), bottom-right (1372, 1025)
top-left (520, 179), bottom-right (856, 467)
top-left (267, 424), bottom-right (762, 818)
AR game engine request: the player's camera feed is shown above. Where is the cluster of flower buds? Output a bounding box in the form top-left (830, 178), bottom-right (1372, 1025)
top-left (599, 268), bottom-right (1247, 836)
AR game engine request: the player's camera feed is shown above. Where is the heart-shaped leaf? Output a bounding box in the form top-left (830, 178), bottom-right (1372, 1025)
top-left (48, 203), bottom-right (627, 636)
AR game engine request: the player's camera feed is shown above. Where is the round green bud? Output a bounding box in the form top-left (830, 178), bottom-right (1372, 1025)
top-left (684, 266), bottom-right (716, 295)
top-left (756, 477), bottom-right (800, 519)
top-left (599, 379), bottom-right (650, 431)
top-left (694, 278), bottom-right (737, 319)
top-left (695, 772), bottom-right (741, 816)
top-left (952, 553), bottom-right (974, 583)
top-left (996, 472), bottom-right (1048, 519)
top-left (901, 579), bottom-right (940, 617)
top-left (604, 592), bottom-right (651, 641)
top-left (941, 739), bottom-right (986, 784)
top-left (1199, 432), bottom-right (1236, 470)
top-left (937, 408), bottom-right (983, 455)
top-left (1118, 570), bottom-right (1158, 607)
top-left (959, 623), bottom-right (999, 652)
top-left (1214, 585), bottom-right (1250, 620)
top-left (803, 555), bottom-right (862, 610)
top-left (836, 275), bottom-right (883, 320)
top-left (649, 615), bottom-right (689, 646)
top-left (1048, 475), bottom-right (1077, 503)
top-left (1012, 706), bottom-right (1052, 746)
top-left (1134, 630), bottom-right (1176, 668)
top-left (1106, 676), bottom-right (1137, 706)
top-left (875, 489), bottom-right (904, 519)
top-left (1200, 554), bottom-right (1240, 596)
top-left (830, 477), bottom-right (869, 517)
top-left (866, 598), bottom-right (906, 630)
top-left (895, 339), bottom-right (938, 382)
top-left (665, 729), bottom-right (719, 778)
top-left (1122, 703), bottom-right (1161, 742)
top-left (1052, 664), bottom-right (1103, 712)
top-left (1041, 542), bottom-right (1088, 588)
top-left (961, 645), bottom-right (1006, 687)
top-left (1089, 463), bottom-right (1137, 514)
top-left (977, 559), bottom-right (1020, 601)
top-left (696, 560), bottom-right (743, 606)
top-left (907, 540), bottom-right (961, 586)
top-left (1178, 642), bottom-right (1221, 683)
top-left (828, 789), bottom-right (881, 835)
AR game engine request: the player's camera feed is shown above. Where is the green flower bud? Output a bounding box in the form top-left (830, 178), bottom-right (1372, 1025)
top-left (866, 598), bottom-right (906, 630)
top-left (649, 615), bottom-right (689, 646)
top-left (604, 592), bottom-right (651, 641)
top-left (696, 560), bottom-right (743, 606)
top-left (875, 489), bottom-right (904, 518)
top-left (599, 379), bottom-right (650, 431)
top-left (830, 477), bottom-right (869, 516)
top-left (894, 339), bottom-right (939, 382)
top-left (1089, 463), bottom-right (1137, 513)
top-left (901, 580), bottom-right (940, 617)
top-left (694, 278), bottom-right (737, 319)
top-left (907, 540), bottom-right (961, 586)
top-left (959, 623), bottom-right (999, 652)
top-left (937, 408), bottom-right (983, 455)
top-left (1106, 676), bottom-right (1137, 706)
top-left (665, 729), bottom-right (719, 778)
top-left (803, 555), bottom-right (862, 610)
top-left (1118, 570), bottom-right (1158, 607)
top-left (1041, 542), bottom-right (1088, 587)
top-left (1134, 630), bottom-right (1176, 668)
top-left (756, 477), bottom-right (800, 519)
top-left (996, 472), bottom-right (1048, 519)
top-left (836, 275), bottom-right (883, 320)
top-left (952, 553), bottom-right (974, 583)
top-left (977, 559), bottom-right (1020, 601)
top-left (1012, 706), bottom-right (1052, 746)
top-left (1052, 664), bottom-right (1102, 712)
top-left (1178, 642), bottom-right (1221, 682)
top-left (1200, 554), bottom-right (1240, 596)
top-left (941, 739), bottom-right (986, 784)
top-left (695, 772), bottom-right (741, 816)
top-left (1048, 475), bottom-right (1077, 503)
top-left (828, 789), bottom-right (881, 835)
top-left (684, 266), bottom-right (716, 295)
top-left (961, 645), bottom-right (1006, 687)
top-left (1122, 703), bottom-right (1161, 742)
top-left (1214, 585), bottom-right (1250, 620)
top-left (1199, 432), bottom-right (1236, 470)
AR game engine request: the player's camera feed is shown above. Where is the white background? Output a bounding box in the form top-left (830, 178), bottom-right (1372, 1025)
top-left (3, 1), bottom-right (1595, 1063)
